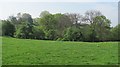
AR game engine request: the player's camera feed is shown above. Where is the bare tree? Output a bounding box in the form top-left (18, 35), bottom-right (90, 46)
top-left (65, 13), bottom-right (83, 27)
top-left (83, 10), bottom-right (102, 24)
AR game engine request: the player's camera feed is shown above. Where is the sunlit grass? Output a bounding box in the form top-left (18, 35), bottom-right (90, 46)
top-left (2, 37), bottom-right (118, 65)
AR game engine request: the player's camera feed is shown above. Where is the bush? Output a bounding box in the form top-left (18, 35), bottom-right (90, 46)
top-left (2, 20), bottom-right (15, 37)
top-left (110, 24), bottom-right (120, 41)
top-left (14, 22), bottom-right (33, 39)
top-left (63, 26), bottom-right (83, 41)
top-left (44, 30), bottom-right (58, 40)
top-left (32, 26), bottom-right (45, 40)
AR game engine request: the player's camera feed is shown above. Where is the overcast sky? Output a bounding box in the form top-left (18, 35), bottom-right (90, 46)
top-left (0, 0), bottom-right (119, 2)
top-left (0, 0), bottom-right (119, 27)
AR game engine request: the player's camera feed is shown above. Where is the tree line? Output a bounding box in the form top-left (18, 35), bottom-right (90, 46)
top-left (1, 10), bottom-right (120, 42)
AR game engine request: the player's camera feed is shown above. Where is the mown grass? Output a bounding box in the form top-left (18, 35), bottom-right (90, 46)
top-left (2, 37), bottom-right (118, 65)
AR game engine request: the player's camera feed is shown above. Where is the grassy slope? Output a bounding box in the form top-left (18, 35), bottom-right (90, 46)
top-left (2, 37), bottom-right (118, 65)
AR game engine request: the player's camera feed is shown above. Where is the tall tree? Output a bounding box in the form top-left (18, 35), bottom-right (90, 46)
top-left (21, 13), bottom-right (33, 24)
top-left (39, 14), bottom-right (57, 40)
top-left (110, 24), bottom-right (120, 41)
top-left (14, 13), bottom-right (34, 39)
top-left (8, 16), bottom-right (17, 24)
top-left (32, 26), bottom-right (45, 39)
top-left (83, 10), bottom-right (102, 24)
top-left (83, 10), bottom-right (102, 41)
top-left (40, 11), bottom-right (50, 18)
top-left (2, 20), bottom-right (15, 37)
top-left (65, 13), bottom-right (83, 27)
top-left (54, 13), bottom-right (72, 38)
top-left (63, 26), bottom-right (83, 41)
top-left (93, 15), bottom-right (111, 41)
top-left (14, 21), bottom-right (33, 39)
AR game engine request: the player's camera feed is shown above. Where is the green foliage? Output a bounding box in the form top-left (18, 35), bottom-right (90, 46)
top-left (32, 26), bottom-right (45, 39)
top-left (63, 26), bottom-right (83, 41)
top-left (21, 13), bottom-right (33, 24)
top-left (8, 16), bottom-right (17, 25)
top-left (13, 13), bottom-right (35, 39)
top-left (2, 20), bottom-right (15, 37)
top-left (54, 13), bottom-right (72, 38)
top-left (80, 24), bottom-right (92, 41)
top-left (90, 15), bottom-right (111, 41)
top-left (1, 10), bottom-right (119, 41)
top-left (45, 29), bottom-right (57, 40)
top-left (40, 14), bottom-right (57, 30)
top-left (39, 14), bottom-right (58, 40)
top-left (40, 11), bottom-right (50, 18)
top-left (14, 22), bottom-right (33, 39)
top-left (110, 24), bottom-right (120, 41)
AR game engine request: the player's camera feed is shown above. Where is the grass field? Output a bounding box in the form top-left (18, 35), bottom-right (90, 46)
top-left (2, 37), bottom-right (118, 65)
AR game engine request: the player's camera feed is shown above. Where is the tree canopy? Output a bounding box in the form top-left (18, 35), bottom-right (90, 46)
top-left (1, 10), bottom-right (119, 42)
